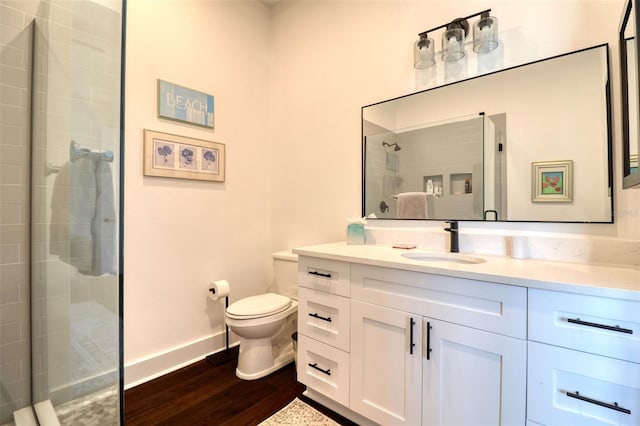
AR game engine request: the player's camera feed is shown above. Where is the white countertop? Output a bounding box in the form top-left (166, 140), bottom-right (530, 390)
top-left (293, 242), bottom-right (640, 301)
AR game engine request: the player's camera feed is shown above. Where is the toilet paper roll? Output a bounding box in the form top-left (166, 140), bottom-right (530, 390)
top-left (209, 280), bottom-right (230, 301)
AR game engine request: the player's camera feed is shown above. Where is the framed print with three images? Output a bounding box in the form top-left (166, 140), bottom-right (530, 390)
top-left (531, 160), bottom-right (573, 203)
top-left (144, 129), bottom-right (225, 182)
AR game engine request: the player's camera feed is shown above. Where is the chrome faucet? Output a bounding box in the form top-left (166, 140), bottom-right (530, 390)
top-left (444, 221), bottom-right (459, 253)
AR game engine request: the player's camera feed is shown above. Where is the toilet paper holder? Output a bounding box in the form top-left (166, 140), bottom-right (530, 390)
top-left (206, 286), bottom-right (238, 366)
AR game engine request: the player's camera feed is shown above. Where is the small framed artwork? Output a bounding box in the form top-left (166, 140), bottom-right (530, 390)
top-left (531, 160), bottom-right (573, 202)
top-left (143, 129), bottom-right (225, 182)
top-left (157, 80), bottom-right (214, 129)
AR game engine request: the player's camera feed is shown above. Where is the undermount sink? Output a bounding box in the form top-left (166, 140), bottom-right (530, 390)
top-left (400, 251), bottom-right (486, 264)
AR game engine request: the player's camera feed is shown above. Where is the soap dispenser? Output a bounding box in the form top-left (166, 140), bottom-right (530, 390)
top-left (426, 179), bottom-right (434, 195)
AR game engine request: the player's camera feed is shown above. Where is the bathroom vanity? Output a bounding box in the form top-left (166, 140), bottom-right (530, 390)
top-left (294, 243), bottom-right (640, 426)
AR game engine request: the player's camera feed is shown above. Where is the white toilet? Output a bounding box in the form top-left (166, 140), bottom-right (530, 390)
top-left (225, 250), bottom-right (298, 380)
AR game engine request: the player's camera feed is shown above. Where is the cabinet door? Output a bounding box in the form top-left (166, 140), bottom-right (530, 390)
top-left (423, 318), bottom-right (526, 426)
top-left (350, 300), bottom-right (422, 426)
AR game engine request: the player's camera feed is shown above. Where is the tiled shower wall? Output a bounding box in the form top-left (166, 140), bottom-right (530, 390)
top-left (0, 3), bottom-right (35, 422)
top-left (30, 0), bottom-right (122, 406)
top-left (2, 1), bottom-right (121, 421)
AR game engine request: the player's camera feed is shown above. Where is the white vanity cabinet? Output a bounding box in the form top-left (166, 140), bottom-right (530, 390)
top-left (294, 244), bottom-right (640, 426)
top-left (527, 288), bottom-right (640, 426)
top-left (349, 264), bottom-right (527, 426)
top-left (296, 256), bottom-right (351, 407)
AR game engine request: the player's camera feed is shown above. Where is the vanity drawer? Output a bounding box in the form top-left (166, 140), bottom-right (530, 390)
top-left (298, 287), bottom-right (350, 352)
top-left (298, 256), bottom-right (350, 297)
top-left (351, 264), bottom-right (527, 339)
top-left (528, 341), bottom-right (640, 426)
top-left (529, 288), bottom-right (640, 362)
top-left (297, 334), bottom-right (349, 407)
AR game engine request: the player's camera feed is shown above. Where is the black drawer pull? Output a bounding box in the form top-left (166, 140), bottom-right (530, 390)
top-left (409, 318), bottom-right (416, 355)
top-left (567, 318), bottom-right (633, 334)
top-left (566, 391), bottom-right (631, 415)
top-left (308, 312), bottom-right (332, 322)
top-left (308, 363), bottom-right (331, 376)
top-left (426, 321), bottom-right (432, 360)
top-left (308, 270), bottom-right (332, 279)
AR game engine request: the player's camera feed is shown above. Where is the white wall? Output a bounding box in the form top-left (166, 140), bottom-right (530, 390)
top-left (125, 0), bottom-right (640, 386)
top-left (269, 0), bottom-right (639, 248)
top-left (124, 0), bottom-right (272, 385)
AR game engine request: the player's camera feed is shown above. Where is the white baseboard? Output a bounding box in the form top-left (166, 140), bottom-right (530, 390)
top-left (124, 331), bottom-right (238, 389)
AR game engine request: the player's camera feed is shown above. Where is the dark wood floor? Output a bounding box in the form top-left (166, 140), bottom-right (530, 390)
top-left (124, 356), bottom-right (357, 425)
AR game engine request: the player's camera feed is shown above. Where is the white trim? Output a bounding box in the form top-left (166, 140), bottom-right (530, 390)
top-left (33, 400), bottom-right (61, 426)
top-left (12, 407), bottom-right (38, 426)
top-left (124, 331), bottom-right (238, 389)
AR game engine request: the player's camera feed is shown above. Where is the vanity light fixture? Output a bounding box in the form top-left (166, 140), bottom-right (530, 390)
top-left (382, 141), bottom-right (402, 151)
top-left (414, 34), bottom-right (436, 69)
top-left (473, 11), bottom-right (499, 53)
top-left (414, 9), bottom-right (499, 69)
top-left (442, 18), bottom-right (469, 62)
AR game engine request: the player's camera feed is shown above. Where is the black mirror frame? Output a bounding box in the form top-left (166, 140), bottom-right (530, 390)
top-left (362, 44), bottom-right (614, 223)
top-left (621, 0), bottom-right (640, 188)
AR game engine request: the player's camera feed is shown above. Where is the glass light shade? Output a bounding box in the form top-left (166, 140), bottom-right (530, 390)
top-left (414, 35), bottom-right (435, 69)
top-left (473, 14), bottom-right (499, 53)
top-left (442, 28), bottom-right (465, 62)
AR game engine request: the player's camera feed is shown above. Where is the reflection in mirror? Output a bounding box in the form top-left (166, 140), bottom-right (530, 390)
top-left (620, 0), bottom-right (640, 188)
top-left (365, 113), bottom-right (495, 220)
top-left (362, 44), bottom-right (612, 222)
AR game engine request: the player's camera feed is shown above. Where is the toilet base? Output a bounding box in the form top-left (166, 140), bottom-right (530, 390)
top-left (235, 345), bottom-right (294, 380)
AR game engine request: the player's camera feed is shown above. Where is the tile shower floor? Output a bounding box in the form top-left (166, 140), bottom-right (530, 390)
top-left (56, 387), bottom-right (118, 426)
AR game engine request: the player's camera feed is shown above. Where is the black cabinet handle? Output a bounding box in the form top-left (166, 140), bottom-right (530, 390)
top-left (409, 318), bottom-right (416, 355)
top-left (308, 362), bottom-right (331, 376)
top-left (567, 318), bottom-right (633, 334)
top-left (426, 321), bottom-right (432, 360)
top-left (308, 270), bottom-right (332, 279)
top-left (308, 312), bottom-right (332, 322)
top-left (566, 391), bottom-right (631, 415)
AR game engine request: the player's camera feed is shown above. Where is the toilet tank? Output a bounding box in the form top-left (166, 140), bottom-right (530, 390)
top-left (272, 250), bottom-right (298, 300)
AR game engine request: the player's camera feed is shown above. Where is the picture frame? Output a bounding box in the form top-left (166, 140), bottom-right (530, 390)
top-left (143, 129), bottom-right (225, 182)
top-left (157, 80), bottom-right (214, 129)
top-left (531, 160), bottom-right (573, 202)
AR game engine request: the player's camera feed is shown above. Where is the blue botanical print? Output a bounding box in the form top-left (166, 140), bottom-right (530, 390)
top-left (203, 150), bottom-right (216, 162)
top-left (181, 148), bottom-right (194, 165)
top-left (157, 145), bottom-right (172, 163)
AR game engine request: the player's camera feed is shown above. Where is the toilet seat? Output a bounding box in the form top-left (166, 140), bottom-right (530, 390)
top-left (226, 293), bottom-right (291, 319)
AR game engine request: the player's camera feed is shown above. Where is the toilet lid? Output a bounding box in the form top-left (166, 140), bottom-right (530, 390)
top-left (227, 293), bottom-right (291, 317)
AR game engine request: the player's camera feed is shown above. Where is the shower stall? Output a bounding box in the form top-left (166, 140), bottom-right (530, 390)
top-left (0, 0), bottom-right (124, 424)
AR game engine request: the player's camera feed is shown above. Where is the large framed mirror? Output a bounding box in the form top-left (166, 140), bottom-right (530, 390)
top-left (621, 0), bottom-right (640, 188)
top-left (362, 44), bottom-right (613, 222)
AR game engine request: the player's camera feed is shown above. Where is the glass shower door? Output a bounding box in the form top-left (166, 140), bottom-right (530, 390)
top-left (29, 1), bottom-right (123, 424)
